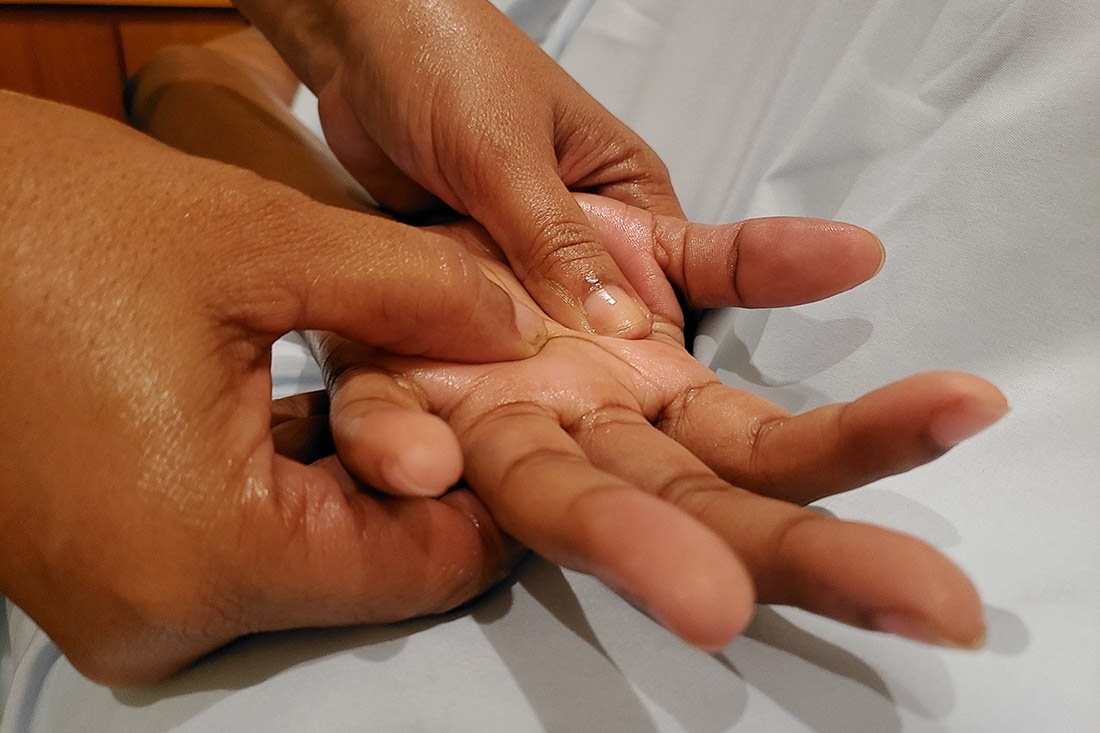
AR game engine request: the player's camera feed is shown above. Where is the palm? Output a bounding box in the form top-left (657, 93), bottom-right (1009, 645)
top-left (410, 325), bottom-right (727, 441)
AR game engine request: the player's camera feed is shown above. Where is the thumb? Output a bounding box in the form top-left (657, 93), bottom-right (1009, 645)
top-left (575, 194), bottom-right (886, 310)
top-left (245, 456), bottom-right (521, 631)
top-left (220, 193), bottom-right (547, 362)
top-left (466, 167), bottom-right (655, 339)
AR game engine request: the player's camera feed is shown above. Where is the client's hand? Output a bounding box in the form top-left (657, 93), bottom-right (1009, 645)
top-left (312, 196), bottom-right (1008, 651)
top-left (0, 92), bottom-right (541, 685)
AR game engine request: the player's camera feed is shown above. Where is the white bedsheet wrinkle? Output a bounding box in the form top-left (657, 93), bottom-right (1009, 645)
top-left (691, 5), bottom-right (1099, 730)
top-left (0, 626), bottom-right (60, 733)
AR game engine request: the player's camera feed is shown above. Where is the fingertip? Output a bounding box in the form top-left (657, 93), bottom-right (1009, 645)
top-left (870, 568), bottom-right (987, 651)
top-left (903, 371), bottom-right (1009, 451)
top-left (735, 218), bottom-right (886, 306)
top-left (572, 196), bottom-right (686, 324)
top-left (681, 601), bottom-right (755, 653)
top-left (576, 490), bottom-right (753, 651)
top-left (783, 518), bottom-right (987, 651)
top-left (512, 299), bottom-right (549, 355)
top-left (630, 557), bottom-right (754, 652)
top-left (871, 232), bottom-right (887, 277)
top-left (334, 408), bottom-right (462, 497)
top-left (380, 449), bottom-right (461, 498)
top-left (928, 392), bottom-right (1010, 451)
top-left (581, 285), bottom-right (654, 338)
top-left (472, 181), bottom-right (655, 339)
top-left (872, 608), bottom-right (988, 651)
top-left (447, 274), bottom-right (549, 362)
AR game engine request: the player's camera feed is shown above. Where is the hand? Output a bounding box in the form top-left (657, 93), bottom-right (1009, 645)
top-left (235, 0), bottom-right (687, 336)
top-left (312, 195), bottom-right (1008, 651)
top-left (0, 92), bottom-right (542, 684)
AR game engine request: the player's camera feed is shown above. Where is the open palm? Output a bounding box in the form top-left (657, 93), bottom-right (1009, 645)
top-left (313, 196), bottom-right (1006, 650)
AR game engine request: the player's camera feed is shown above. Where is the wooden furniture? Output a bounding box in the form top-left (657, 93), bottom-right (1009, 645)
top-left (0, 0), bottom-right (247, 120)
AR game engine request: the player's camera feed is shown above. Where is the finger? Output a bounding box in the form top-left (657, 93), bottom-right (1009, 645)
top-left (576, 413), bottom-right (985, 648)
top-left (467, 167), bottom-right (655, 339)
top-left (218, 195), bottom-right (547, 362)
top-left (318, 335), bottom-right (463, 498)
top-left (317, 85), bottom-right (438, 212)
top-left (132, 53), bottom-right (546, 362)
top-left (575, 193), bottom-right (886, 311)
top-left (457, 403), bottom-right (754, 650)
top-left (243, 456), bottom-right (522, 630)
top-left (674, 217), bottom-right (885, 309)
top-left (661, 371), bottom-right (1009, 505)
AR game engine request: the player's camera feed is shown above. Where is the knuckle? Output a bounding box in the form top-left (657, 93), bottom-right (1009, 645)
top-left (762, 512), bottom-right (823, 578)
top-left (652, 472), bottom-right (730, 510)
top-left (462, 400), bottom-right (554, 441)
top-left (746, 414), bottom-right (780, 478)
top-left (520, 217), bottom-right (606, 287)
top-left (569, 408), bottom-right (640, 441)
top-left (658, 382), bottom-right (719, 435)
top-left (199, 178), bottom-right (318, 332)
top-left (499, 446), bottom-right (584, 487)
top-left (419, 237), bottom-right (487, 308)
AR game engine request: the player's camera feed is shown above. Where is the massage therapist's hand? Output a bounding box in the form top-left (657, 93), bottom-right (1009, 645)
top-left (234, 0), bottom-right (682, 336)
top-left (313, 195), bottom-right (1009, 651)
top-left (0, 92), bottom-right (542, 685)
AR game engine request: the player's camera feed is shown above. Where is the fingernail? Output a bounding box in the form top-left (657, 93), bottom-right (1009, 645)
top-left (582, 285), bottom-right (652, 337)
top-left (929, 402), bottom-right (1009, 450)
top-left (872, 235), bottom-right (887, 277)
top-left (513, 300), bottom-right (548, 352)
top-left (872, 612), bottom-right (987, 650)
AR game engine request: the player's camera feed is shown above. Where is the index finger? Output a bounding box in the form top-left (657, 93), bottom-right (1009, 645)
top-left (215, 197), bottom-right (549, 362)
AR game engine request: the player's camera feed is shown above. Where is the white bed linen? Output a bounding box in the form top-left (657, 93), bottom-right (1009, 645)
top-left (4, 1), bottom-right (1097, 730)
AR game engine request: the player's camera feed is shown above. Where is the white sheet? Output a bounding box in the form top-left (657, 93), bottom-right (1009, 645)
top-left (4, 1), bottom-right (1098, 730)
